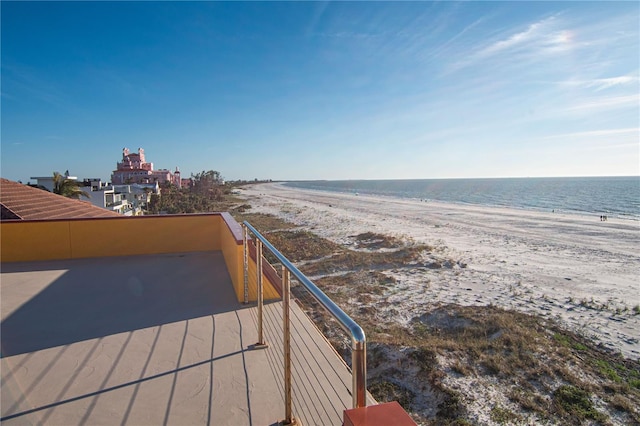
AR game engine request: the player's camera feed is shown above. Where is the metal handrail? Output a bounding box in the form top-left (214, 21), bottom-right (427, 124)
top-left (242, 221), bottom-right (367, 415)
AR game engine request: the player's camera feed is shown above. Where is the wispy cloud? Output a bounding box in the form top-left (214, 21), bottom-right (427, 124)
top-left (585, 76), bottom-right (638, 91)
top-left (567, 94), bottom-right (639, 112)
top-left (447, 9), bottom-right (638, 79)
top-left (2, 62), bottom-right (69, 108)
top-left (478, 17), bottom-right (556, 57)
top-left (562, 75), bottom-right (639, 91)
top-left (448, 15), bottom-right (569, 72)
top-left (427, 16), bottom-right (489, 61)
top-left (543, 128), bottom-right (639, 140)
top-left (583, 142), bottom-right (638, 151)
top-left (305, 1), bottom-right (330, 38)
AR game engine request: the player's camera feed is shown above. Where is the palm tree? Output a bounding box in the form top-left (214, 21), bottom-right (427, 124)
top-left (52, 172), bottom-right (89, 199)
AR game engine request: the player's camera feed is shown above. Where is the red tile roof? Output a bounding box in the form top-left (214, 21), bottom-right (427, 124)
top-left (0, 178), bottom-right (121, 220)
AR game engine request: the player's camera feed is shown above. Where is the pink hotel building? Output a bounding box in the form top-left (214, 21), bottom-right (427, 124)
top-left (111, 148), bottom-right (183, 188)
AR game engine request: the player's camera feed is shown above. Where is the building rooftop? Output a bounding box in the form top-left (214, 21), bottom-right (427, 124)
top-left (0, 213), bottom-right (376, 425)
top-left (0, 178), bottom-right (119, 220)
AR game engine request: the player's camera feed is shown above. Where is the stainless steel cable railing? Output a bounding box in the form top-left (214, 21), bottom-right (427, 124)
top-left (242, 221), bottom-right (367, 424)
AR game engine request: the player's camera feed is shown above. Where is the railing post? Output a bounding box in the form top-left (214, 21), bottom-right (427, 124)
top-left (352, 339), bottom-right (367, 408)
top-left (242, 224), bottom-right (249, 304)
top-left (255, 239), bottom-right (267, 348)
top-left (243, 220), bottom-right (367, 413)
top-left (282, 267), bottom-right (294, 424)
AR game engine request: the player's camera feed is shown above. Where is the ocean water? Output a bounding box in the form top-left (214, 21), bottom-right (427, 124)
top-left (284, 177), bottom-right (640, 220)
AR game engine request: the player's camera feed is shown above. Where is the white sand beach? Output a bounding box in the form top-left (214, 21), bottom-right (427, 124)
top-left (240, 182), bottom-right (640, 360)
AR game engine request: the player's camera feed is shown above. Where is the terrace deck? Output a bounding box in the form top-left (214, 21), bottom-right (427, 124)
top-left (1, 251), bottom-right (362, 425)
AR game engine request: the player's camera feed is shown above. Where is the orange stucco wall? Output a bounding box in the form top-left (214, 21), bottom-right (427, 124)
top-left (69, 215), bottom-right (220, 259)
top-left (1, 214), bottom-right (220, 262)
top-left (0, 220), bottom-right (72, 261)
top-left (219, 213), bottom-right (244, 299)
top-left (2, 213), bottom-right (281, 303)
top-left (246, 253), bottom-right (281, 301)
top-left (218, 213), bottom-right (280, 302)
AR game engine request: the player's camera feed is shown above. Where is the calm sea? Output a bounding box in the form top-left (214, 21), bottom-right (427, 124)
top-left (284, 177), bottom-right (640, 220)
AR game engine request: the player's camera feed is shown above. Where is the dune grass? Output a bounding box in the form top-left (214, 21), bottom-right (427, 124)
top-left (232, 211), bottom-right (640, 425)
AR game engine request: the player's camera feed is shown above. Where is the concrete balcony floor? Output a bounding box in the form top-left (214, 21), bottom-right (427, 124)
top-left (1, 252), bottom-right (359, 425)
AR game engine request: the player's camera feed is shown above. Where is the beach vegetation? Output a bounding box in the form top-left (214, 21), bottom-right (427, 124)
top-left (610, 394), bottom-right (638, 417)
top-left (300, 245), bottom-right (432, 276)
top-left (508, 389), bottom-right (548, 415)
top-left (552, 385), bottom-right (605, 422)
top-left (231, 212), bottom-right (296, 232)
top-left (573, 342), bottom-right (588, 351)
top-left (614, 306), bottom-right (628, 315)
top-left (596, 359), bottom-right (623, 383)
top-left (304, 271), bottom-right (394, 314)
top-left (368, 380), bottom-right (414, 408)
top-left (553, 333), bottom-right (587, 351)
top-left (490, 405), bottom-right (521, 424)
top-left (258, 230), bottom-right (341, 262)
top-left (408, 347), bottom-right (437, 372)
top-left (633, 304), bottom-right (640, 315)
top-left (450, 359), bottom-right (473, 376)
top-left (553, 332), bottom-right (571, 347)
top-left (233, 203), bottom-right (252, 212)
top-left (352, 232), bottom-right (404, 249)
top-left (436, 388), bottom-right (466, 421)
top-left (233, 212), bottom-right (640, 425)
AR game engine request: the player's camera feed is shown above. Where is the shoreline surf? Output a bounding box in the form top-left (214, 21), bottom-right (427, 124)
top-left (283, 176), bottom-right (640, 221)
top-left (240, 182), bottom-right (640, 360)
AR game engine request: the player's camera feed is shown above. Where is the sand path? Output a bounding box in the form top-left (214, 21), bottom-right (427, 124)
top-left (240, 183), bottom-right (640, 359)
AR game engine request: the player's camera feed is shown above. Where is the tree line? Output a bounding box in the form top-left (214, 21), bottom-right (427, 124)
top-left (147, 170), bottom-right (226, 214)
top-left (38, 169), bottom-right (244, 215)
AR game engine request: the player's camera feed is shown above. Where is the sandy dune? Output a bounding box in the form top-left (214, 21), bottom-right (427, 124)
top-left (240, 183), bottom-right (640, 360)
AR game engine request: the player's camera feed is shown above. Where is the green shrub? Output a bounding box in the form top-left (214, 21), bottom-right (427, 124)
top-left (553, 385), bottom-right (605, 421)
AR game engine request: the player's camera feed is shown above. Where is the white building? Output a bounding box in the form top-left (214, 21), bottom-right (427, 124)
top-left (30, 174), bottom-right (79, 192)
top-left (31, 175), bottom-right (160, 216)
top-left (86, 187), bottom-right (134, 216)
top-left (113, 183), bottom-right (159, 213)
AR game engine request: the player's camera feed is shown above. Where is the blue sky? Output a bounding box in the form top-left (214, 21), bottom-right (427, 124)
top-left (2, 1), bottom-right (638, 182)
